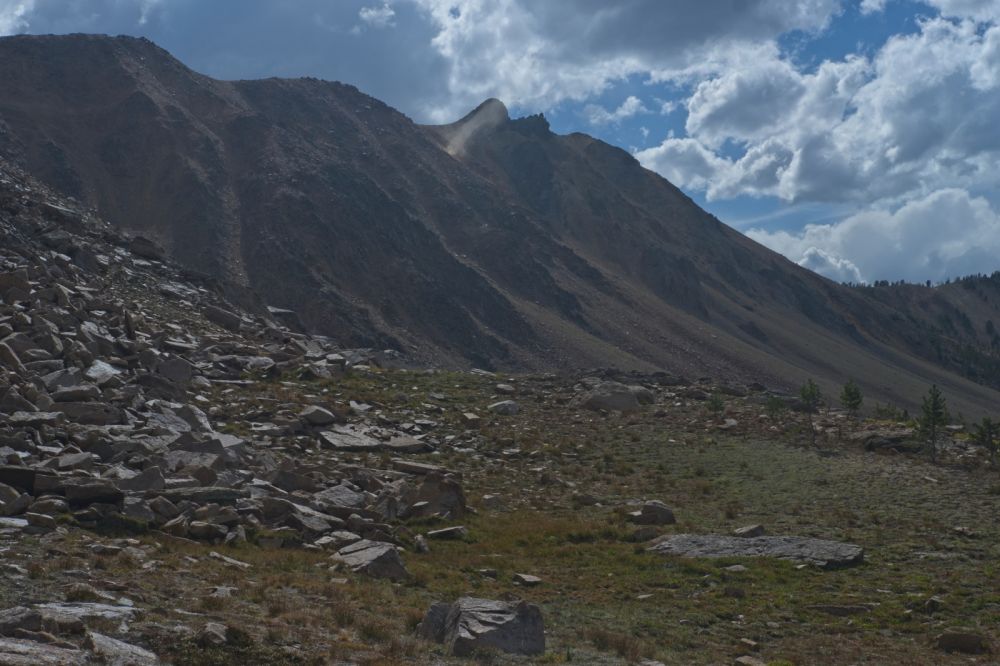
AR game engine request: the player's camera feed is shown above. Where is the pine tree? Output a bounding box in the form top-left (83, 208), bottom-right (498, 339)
top-left (840, 379), bottom-right (863, 416)
top-left (918, 384), bottom-right (948, 461)
top-left (800, 379), bottom-right (821, 412)
top-left (706, 392), bottom-right (725, 419)
top-left (800, 379), bottom-right (822, 446)
top-left (972, 417), bottom-right (998, 466)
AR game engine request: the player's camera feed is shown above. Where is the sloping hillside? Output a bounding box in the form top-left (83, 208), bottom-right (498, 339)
top-left (0, 34), bottom-right (998, 416)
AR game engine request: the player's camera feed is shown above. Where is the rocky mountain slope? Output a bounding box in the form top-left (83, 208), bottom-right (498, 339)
top-left (1, 149), bottom-right (999, 664)
top-left (0, 34), bottom-right (999, 418)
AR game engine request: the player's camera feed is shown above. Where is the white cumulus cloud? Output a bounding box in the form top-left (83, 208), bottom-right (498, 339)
top-left (860, 0), bottom-right (887, 13)
top-left (638, 16), bottom-right (1000, 211)
top-left (635, 137), bottom-right (732, 193)
top-left (747, 189), bottom-right (1000, 283)
top-left (409, 0), bottom-right (841, 121)
top-left (925, 0), bottom-right (1000, 21)
top-left (359, 3), bottom-right (396, 28)
top-left (583, 95), bottom-right (648, 126)
top-left (0, 0), bottom-right (35, 34)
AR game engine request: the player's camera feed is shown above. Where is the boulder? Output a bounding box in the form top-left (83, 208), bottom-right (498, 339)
top-left (203, 305), bottom-right (242, 331)
top-left (50, 402), bottom-right (123, 425)
top-left (334, 539), bottom-right (409, 581)
top-left (417, 602), bottom-right (452, 643)
top-left (26, 512), bottom-right (57, 529)
top-left (0, 467), bottom-right (36, 493)
top-left (936, 631), bottom-right (991, 654)
top-left (130, 236), bottom-right (165, 261)
top-left (157, 357), bottom-right (194, 386)
top-left (312, 484), bottom-right (367, 513)
top-left (626, 500), bottom-right (676, 526)
top-left (419, 597), bottom-right (545, 657)
top-left (580, 382), bottom-right (641, 413)
top-left (83, 632), bottom-right (160, 665)
top-left (0, 343), bottom-right (26, 376)
top-left (27, 498), bottom-right (68, 516)
top-left (32, 603), bottom-right (138, 625)
top-left (734, 524), bottom-right (766, 538)
top-left (649, 534), bottom-right (864, 569)
top-left (400, 473), bottom-right (467, 519)
top-left (0, 483), bottom-right (28, 516)
top-left (84, 361), bottom-right (121, 387)
top-left (0, 637), bottom-right (88, 665)
top-left (629, 385), bottom-right (656, 404)
top-left (270, 469), bottom-right (319, 493)
top-left (313, 530), bottom-right (362, 550)
top-left (51, 385), bottom-right (100, 403)
top-left (114, 467), bottom-right (165, 493)
top-left (487, 400), bottom-right (520, 416)
top-left (196, 622), bottom-right (229, 647)
top-left (512, 573), bottom-right (542, 587)
top-left (300, 406), bottom-right (338, 426)
top-left (318, 426), bottom-right (383, 452)
top-left (385, 436), bottom-right (432, 454)
top-left (53, 452), bottom-right (93, 471)
top-left (188, 521), bottom-right (228, 542)
top-left (159, 487), bottom-right (247, 505)
top-left (64, 481), bottom-right (124, 508)
top-left (6, 412), bottom-right (64, 428)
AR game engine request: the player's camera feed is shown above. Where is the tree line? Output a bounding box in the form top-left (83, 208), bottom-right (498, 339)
top-left (797, 379), bottom-right (998, 463)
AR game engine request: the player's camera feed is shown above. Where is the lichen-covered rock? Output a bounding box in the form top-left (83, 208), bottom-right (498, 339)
top-left (419, 597), bottom-right (545, 657)
top-left (334, 540), bottom-right (409, 581)
top-left (84, 631), bottom-right (161, 665)
top-left (649, 534), bottom-right (864, 568)
top-left (0, 637), bottom-right (88, 665)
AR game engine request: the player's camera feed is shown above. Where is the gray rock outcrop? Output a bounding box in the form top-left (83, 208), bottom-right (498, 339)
top-left (418, 597), bottom-right (545, 656)
top-left (649, 534), bottom-right (864, 568)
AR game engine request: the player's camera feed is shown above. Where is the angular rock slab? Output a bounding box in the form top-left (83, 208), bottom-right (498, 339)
top-left (649, 534), bottom-right (864, 569)
top-left (0, 637), bottom-right (88, 665)
top-left (32, 602), bottom-right (139, 625)
top-left (419, 597), bottom-right (545, 657)
top-left (626, 500), bottom-right (675, 526)
top-left (84, 632), bottom-right (161, 665)
top-left (318, 426), bottom-right (383, 452)
top-left (334, 539), bottom-right (409, 581)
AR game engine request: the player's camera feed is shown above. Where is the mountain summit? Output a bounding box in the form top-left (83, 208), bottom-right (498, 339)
top-left (436, 98), bottom-right (511, 156)
top-left (0, 33), bottom-right (999, 414)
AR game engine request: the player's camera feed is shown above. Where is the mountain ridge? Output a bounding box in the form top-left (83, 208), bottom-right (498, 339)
top-left (1, 33), bottom-right (999, 416)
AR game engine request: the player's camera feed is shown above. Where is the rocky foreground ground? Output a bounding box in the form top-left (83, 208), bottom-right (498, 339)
top-left (2, 157), bottom-right (1000, 665)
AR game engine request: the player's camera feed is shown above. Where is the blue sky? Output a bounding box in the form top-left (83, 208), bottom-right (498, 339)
top-left (2, 0), bottom-right (1000, 284)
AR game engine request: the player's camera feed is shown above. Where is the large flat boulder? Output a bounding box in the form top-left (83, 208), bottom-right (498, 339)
top-left (0, 637), bottom-right (88, 665)
top-left (397, 473), bottom-right (467, 520)
top-left (0, 467), bottom-right (36, 493)
top-left (158, 487), bottom-right (247, 505)
top-left (579, 382), bottom-right (642, 413)
top-left (64, 480), bottom-right (124, 508)
top-left (334, 539), bottom-right (409, 580)
top-left (32, 603), bottom-right (139, 624)
top-left (318, 426), bottom-right (383, 452)
top-left (649, 534), bottom-right (864, 569)
top-left (84, 632), bottom-right (161, 665)
top-left (419, 597), bottom-right (545, 657)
